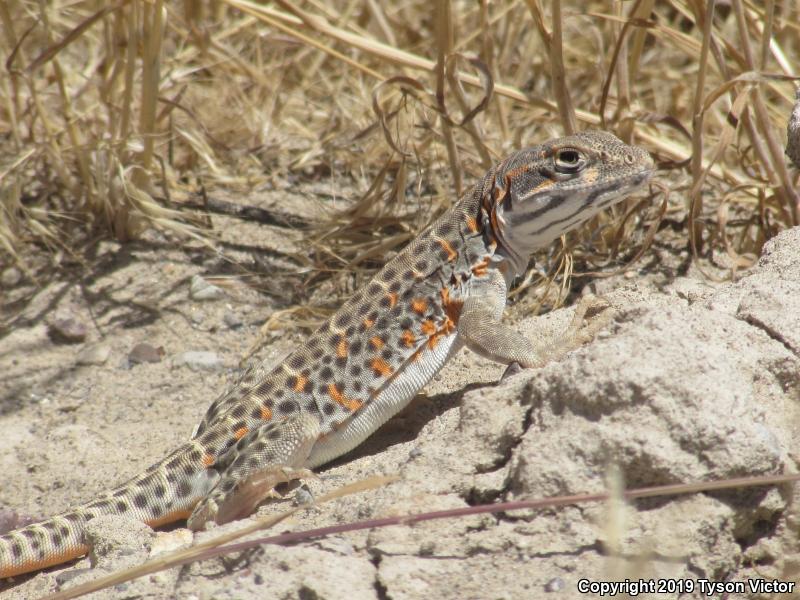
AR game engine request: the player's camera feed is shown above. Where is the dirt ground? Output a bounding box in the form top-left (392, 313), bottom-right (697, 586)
top-left (1, 189), bottom-right (800, 599)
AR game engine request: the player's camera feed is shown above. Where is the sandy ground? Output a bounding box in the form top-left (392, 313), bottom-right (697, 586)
top-left (1, 200), bottom-right (799, 599)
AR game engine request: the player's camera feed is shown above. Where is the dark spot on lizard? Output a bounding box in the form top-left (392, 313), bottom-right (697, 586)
top-left (256, 380), bottom-right (274, 395)
top-left (231, 402), bottom-right (249, 418)
top-left (288, 354), bottom-right (307, 370)
top-left (177, 481), bottom-right (193, 498)
top-left (278, 400), bottom-right (297, 415)
top-left (334, 312), bottom-right (353, 328)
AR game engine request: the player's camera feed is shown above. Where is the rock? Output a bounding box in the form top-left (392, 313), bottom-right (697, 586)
top-left (508, 302), bottom-right (790, 499)
top-left (190, 274), bottom-right (224, 301)
top-left (85, 515), bottom-right (153, 571)
top-left (1, 266), bottom-right (21, 287)
top-left (150, 529), bottom-right (193, 557)
top-left (76, 343), bottom-right (111, 366)
top-left (173, 351), bottom-right (224, 371)
top-left (223, 310), bottom-right (243, 329)
top-left (48, 316), bottom-right (87, 344)
top-left (129, 342), bottom-right (164, 364)
top-left (544, 577), bottom-right (565, 592)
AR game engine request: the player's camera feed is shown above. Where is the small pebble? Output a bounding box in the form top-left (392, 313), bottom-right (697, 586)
top-left (49, 317), bottom-right (87, 344)
top-left (223, 310), bottom-right (243, 329)
top-left (129, 342), bottom-right (164, 364)
top-left (150, 529), bottom-right (193, 557)
top-left (1, 266), bottom-right (22, 287)
top-left (545, 577), bottom-right (565, 592)
top-left (294, 487), bottom-right (314, 506)
top-left (77, 343), bottom-right (111, 365)
top-left (190, 274), bottom-right (224, 300)
top-left (174, 351), bottom-right (224, 371)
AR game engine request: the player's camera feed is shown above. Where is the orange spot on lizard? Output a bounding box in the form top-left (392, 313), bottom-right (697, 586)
top-left (438, 238), bottom-right (457, 262)
top-left (401, 329), bottom-right (416, 348)
top-left (387, 292), bottom-right (398, 308)
top-left (202, 453), bottom-right (215, 467)
top-left (471, 257), bottom-right (490, 277)
top-left (327, 383), bottom-right (363, 412)
top-left (440, 288), bottom-right (463, 325)
top-left (293, 375), bottom-right (308, 392)
top-left (261, 406), bottom-right (273, 420)
top-left (427, 315), bottom-right (457, 351)
top-left (420, 319), bottom-right (436, 336)
top-left (363, 318), bottom-right (375, 329)
top-left (411, 298), bottom-right (428, 314)
top-left (234, 426), bottom-right (249, 440)
top-left (337, 339), bottom-right (348, 358)
top-left (370, 336), bottom-right (385, 350)
top-left (465, 215), bottom-right (478, 233)
top-left (371, 358), bottom-right (393, 377)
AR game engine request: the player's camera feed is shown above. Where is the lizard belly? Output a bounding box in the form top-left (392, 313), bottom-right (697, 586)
top-left (306, 332), bottom-right (463, 468)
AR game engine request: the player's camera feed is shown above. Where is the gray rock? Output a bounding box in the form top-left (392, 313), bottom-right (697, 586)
top-left (190, 274), bottom-right (224, 301)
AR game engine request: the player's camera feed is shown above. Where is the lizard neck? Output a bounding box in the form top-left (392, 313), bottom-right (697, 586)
top-left (462, 165), bottom-right (529, 281)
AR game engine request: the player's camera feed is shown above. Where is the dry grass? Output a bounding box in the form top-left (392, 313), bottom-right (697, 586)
top-left (1, 0), bottom-right (798, 312)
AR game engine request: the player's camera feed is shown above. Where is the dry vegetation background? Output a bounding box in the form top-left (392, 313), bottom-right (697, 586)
top-left (0, 0), bottom-right (798, 325)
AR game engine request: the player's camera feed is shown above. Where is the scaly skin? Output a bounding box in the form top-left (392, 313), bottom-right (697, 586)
top-left (0, 131), bottom-right (653, 578)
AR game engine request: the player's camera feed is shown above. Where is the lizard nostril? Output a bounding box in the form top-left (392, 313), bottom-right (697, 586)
top-left (624, 153), bottom-right (635, 165)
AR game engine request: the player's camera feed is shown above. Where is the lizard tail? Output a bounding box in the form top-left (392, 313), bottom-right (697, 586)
top-left (0, 440), bottom-right (218, 578)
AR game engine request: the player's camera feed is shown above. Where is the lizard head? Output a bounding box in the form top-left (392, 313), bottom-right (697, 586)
top-left (486, 130), bottom-right (654, 275)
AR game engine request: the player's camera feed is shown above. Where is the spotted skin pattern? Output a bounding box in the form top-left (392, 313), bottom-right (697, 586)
top-left (0, 131), bottom-right (653, 578)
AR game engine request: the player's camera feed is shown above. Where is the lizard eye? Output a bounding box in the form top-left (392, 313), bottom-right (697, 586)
top-left (554, 148), bottom-right (585, 173)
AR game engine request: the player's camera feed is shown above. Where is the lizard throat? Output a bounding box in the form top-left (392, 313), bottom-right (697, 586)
top-left (481, 191), bottom-right (529, 277)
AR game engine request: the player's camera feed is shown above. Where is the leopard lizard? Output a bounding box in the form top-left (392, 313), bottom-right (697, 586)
top-left (0, 130), bottom-right (654, 578)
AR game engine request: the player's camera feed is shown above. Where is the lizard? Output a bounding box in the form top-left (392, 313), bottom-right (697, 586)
top-left (0, 130), bottom-right (654, 579)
